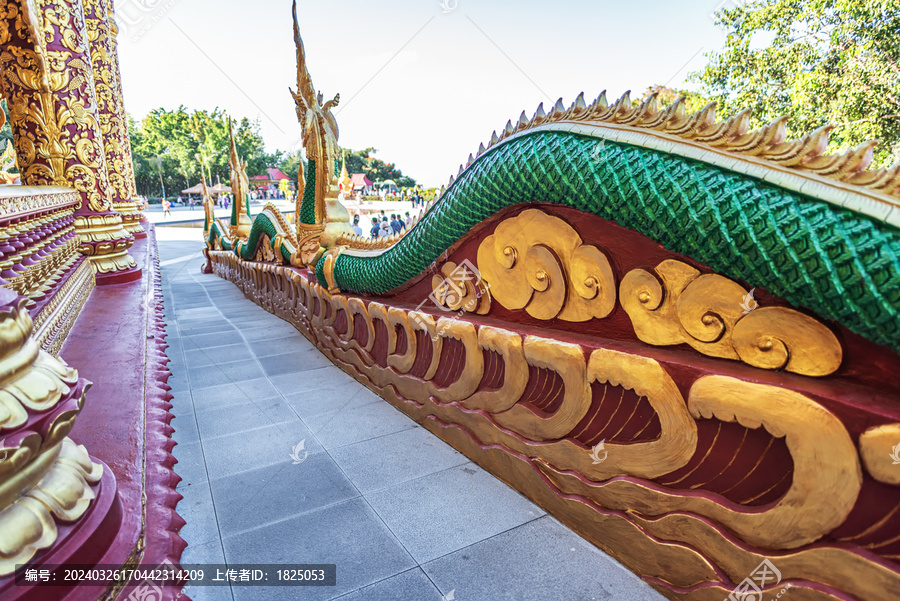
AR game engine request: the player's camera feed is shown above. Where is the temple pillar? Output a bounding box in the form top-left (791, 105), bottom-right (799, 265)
top-left (0, 0), bottom-right (140, 284)
top-left (85, 0), bottom-right (145, 237)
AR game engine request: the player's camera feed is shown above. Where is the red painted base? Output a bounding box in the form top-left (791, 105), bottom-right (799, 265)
top-left (95, 265), bottom-right (143, 285)
top-left (0, 465), bottom-right (127, 601)
top-left (61, 226), bottom-right (186, 601)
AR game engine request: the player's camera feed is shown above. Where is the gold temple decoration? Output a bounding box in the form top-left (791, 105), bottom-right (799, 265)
top-left (859, 424), bottom-right (900, 486)
top-left (104, 14), bottom-right (144, 233)
top-left (288, 0), bottom-right (354, 265)
top-left (227, 118), bottom-right (252, 239)
top-left (290, 0), bottom-right (340, 226)
top-left (431, 261), bottom-right (491, 314)
top-left (334, 231), bottom-right (402, 250)
top-left (454, 90), bottom-right (900, 204)
top-left (474, 210), bottom-right (841, 376)
top-left (0, 0), bottom-right (137, 275)
top-left (206, 249), bottom-right (900, 601)
top-left (83, 0), bottom-right (143, 236)
top-left (620, 259), bottom-right (842, 376)
top-left (338, 156), bottom-right (352, 197)
top-left (0, 291), bottom-right (101, 574)
top-left (477, 209), bottom-right (616, 321)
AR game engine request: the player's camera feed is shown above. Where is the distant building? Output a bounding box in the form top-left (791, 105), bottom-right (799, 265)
top-left (350, 173), bottom-right (374, 195)
top-left (250, 168), bottom-right (292, 194)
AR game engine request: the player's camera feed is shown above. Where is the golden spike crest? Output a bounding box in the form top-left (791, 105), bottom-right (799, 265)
top-left (454, 90), bottom-right (900, 203)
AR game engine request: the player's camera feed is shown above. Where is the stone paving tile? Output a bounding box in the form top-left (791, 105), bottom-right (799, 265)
top-left (209, 453), bottom-right (358, 536)
top-left (168, 370), bottom-right (190, 394)
top-left (281, 383), bottom-right (380, 420)
top-left (256, 350), bottom-right (335, 377)
top-left (195, 396), bottom-right (300, 439)
top-left (222, 498), bottom-right (416, 601)
top-left (330, 427), bottom-right (469, 494)
top-left (305, 398), bottom-right (418, 450)
top-left (168, 390), bottom-right (195, 418)
top-left (180, 540), bottom-right (235, 601)
top-left (366, 463), bottom-right (545, 564)
top-left (237, 324), bottom-right (304, 343)
top-left (247, 333), bottom-right (310, 357)
top-left (174, 480), bottom-right (220, 547)
top-left (231, 377), bottom-right (282, 401)
top-left (173, 323), bottom-right (237, 337)
top-left (186, 358), bottom-right (265, 388)
top-left (173, 440), bottom-right (208, 490)
top-left (190, 381), bottom-right (265, 410)
top-left (266, 365), bottom-right (350, 395)
top-left (200, 422), bottom-right (322, 480)
top-left (184, 344), bottom-right (248, 368)
top-left (422, 516), bottom-right (665, 600)
top-left (183, 330), bottom-right (247, 350)
top-left (171, 412), bottom-right (200, 446)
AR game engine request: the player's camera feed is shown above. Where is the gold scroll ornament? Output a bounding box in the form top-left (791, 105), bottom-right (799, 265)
top-left (620, 259), bottom-right (842, 376)
top-left (476, 209), bottom-right (616, 321)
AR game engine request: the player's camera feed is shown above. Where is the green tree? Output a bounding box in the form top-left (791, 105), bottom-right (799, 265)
top-left (342, 147), bottom-right (416, 187)
top-left (129, 107), bottom-right (272, 197)
top-left (641, 85), bottom-right (711, 113)
top-left (691, 0), bottom-right (900, 167)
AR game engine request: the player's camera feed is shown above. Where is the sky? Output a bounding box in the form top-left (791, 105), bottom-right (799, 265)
top-left (115, 0), bottom-right (738, 187)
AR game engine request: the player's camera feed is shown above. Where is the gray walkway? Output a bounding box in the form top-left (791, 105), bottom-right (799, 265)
top-left (159, 228), bottom-right (664, 601)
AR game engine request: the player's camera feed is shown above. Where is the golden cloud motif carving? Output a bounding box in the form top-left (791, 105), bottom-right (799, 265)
top-left (620, 259), bottom-right (842, 376)
top-left (476, 209), bottom-right (616, 321)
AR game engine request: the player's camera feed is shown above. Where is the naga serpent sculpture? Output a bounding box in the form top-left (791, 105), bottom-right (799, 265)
top-left (203, 3), bottom-right (900, 600)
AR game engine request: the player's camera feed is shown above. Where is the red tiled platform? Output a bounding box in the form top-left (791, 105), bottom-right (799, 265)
top-left (5, 226), bottom-right (187, 601)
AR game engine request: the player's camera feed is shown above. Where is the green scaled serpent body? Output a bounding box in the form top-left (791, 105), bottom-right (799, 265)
top-left (322, 130), bottom-right (900, 352)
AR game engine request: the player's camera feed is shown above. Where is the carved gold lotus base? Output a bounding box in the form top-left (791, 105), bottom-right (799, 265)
top-left (0, 438), bottom-right (102, 574)
top-left (113, 201), bottom-right (145, 236)
top-left (74, 213), bottom-right (137, 274)
top-left (208, 251), bottom-right (900, 601)
top-left (0, 294), bottom-right (101, 576)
